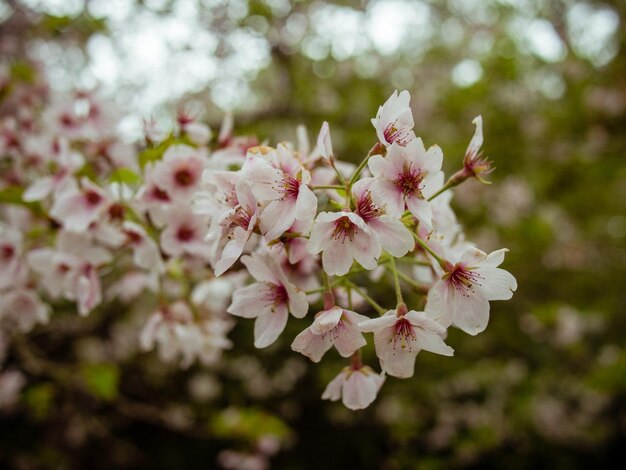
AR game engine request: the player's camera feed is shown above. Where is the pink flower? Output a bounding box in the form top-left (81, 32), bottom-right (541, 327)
top-left (308, 211), bottom-right (381, 276)
top-left (425, 247), bottom-right (517, 335)
top-left (463, 115), bottom-right (493, 183)
top-left (227, 252), bottom-right (308, 348)
top-left (122, 221), bottom-right (164, 272)
top-left (316, 121), bottom-right (333, 162)
top-left (291, 306), bottom-right (368, 362)
top-left (0, 289), bottom-right (50, 332)
top-left (371, 90), bottom-right (416, 147)
top-left (153, 145), bottom-right (204, 200)
top-left (368, 139), bottom-right (444, 226)
top-left (243, 145), bottom-right (318, 241)
top-left (352, 178), bottom-right (414, 257)
top-left (160, 207), bottom-right (212, 262)
top-left (209, 180), bottom-right (259, 276)
top-left (321, 365), bottom-right (385, 410)
top-left (359, 310), bottom-right (453, 378)
top-left (0, 224), bottom-right (24, 289)
top-left (50, 177), bottom-right (111, 231)
top-left (27, 231), bottom-right (111, 316)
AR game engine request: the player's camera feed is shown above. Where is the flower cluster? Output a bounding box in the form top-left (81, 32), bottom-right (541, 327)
top-left (0, 59), bottom-right (516, 411)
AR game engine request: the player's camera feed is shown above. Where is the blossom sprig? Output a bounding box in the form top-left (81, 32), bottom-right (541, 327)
top-left (0, 66), bottom-right (516, 412)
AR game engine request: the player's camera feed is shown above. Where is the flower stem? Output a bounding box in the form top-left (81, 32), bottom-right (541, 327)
top-left (389, 257), bottom-right (404, 306)
top-left (395, 270), bottom-right (429, 294)
top-left (411, 232), bottom-right (448, 269)
top-left (345, 281), bottom-right (386, 316)
top-left (348, 142), bottom-right (383, 187)
top-left (311, 185), bottom-right (345, 190)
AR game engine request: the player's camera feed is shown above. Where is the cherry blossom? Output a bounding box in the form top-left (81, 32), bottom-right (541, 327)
top-left (50, 177), bottom-right (111, 232)
top-left (322, 365), bottom-right (385, 410)
top-left (160, 207), bottom-right (212, 262)
top-left (291, 306), bottom-right (368, 362)
top-left (208, 180), bottom-right (259, 276)
top-left (153, 145), bottom-right (205, 200)
top-left (425, 247), bottom-right (517, 335)
top-left (368, 139), bottom-right (444, 226)
top-left (371, 89), bottom-right (416, 147)
top-left (352, 178), bottom-right (414, 257)
top-left (316, 121), bottom-right (333, 162)
top-left (0, 224), bottom-right (24, 289)
top-left (462, 115), bottom-right (493, 183)
top-left (228, 252), bottom-right (308, 348)
top-left (359, 310), bottom-right (454, 378)
top-left (243, 144), bottom-right (318, 241)
top-left (308, 210), bottom-right (381, 276)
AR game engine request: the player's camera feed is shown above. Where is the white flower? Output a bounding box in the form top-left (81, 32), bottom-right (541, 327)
top-left (0, 289), bottom-right (50, 332)
top-left (425, 247), bottom-right (518, 335)
top-left (209, 180), bottom-right (259, 276)
top-left (152, 145), bottom-right (205, 200)
top-left (227, 252), bottom-right (308, 348)
top-left (291, 306), bottom-right (368, 362)
top-left (352, 178), bottom-right (414, 257)
top-left (316, 121), bottom-right (333, 161)
top-left (308, 210), bottom-right (381, 276)
top-left (243, 145), bottom-right (318, 241)
top-left (160, 206), bottom-right (212, 262)
top-left (371, 90), bottom-right (415, 147)
top-left (368, 139), bottom-right (444, 227)
top-left (50, 177), bottom-right (111, 232)
top-left (359, 310), bottom-right (453, 378)
top-left (322, 365), bottom-right (385, 410)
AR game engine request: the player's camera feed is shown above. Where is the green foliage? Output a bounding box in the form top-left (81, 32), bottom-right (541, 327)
top-left (80, 363), bottom-right (120, 402)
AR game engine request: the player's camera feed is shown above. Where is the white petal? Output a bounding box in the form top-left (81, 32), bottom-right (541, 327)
top-left (333, 323), bottom-right (367, 358)
top-left (311, 307), bottom-right (343, 334)
top-left (321, 370), bottom-right (346, 401)
top-left (260, 199), bottom-right (297, 241)
top-left (352, 230), bottom-right (381, 271)
top-left (358, 311), bottom-right (396, 332)
top-left (287, 284), bottom-right (309, 319)
top-left (321, 240), bottom-right (354, 276)
top-left (227, 283), bottom-right (271, 318)
top-left (241, 253), bottom-right (280, 284)
top-left (450, 289), bottom-right (490, 336)
top-left (368, 216), bottom-right (414, 257)
top-left (291, 328), bottom-right (333, 362)
top-left (475, 266), bottom-right (517, 301)
top-left (253, 306), bottom-right (289, 348)
top-left (413, 328), bottom-right (454, 356)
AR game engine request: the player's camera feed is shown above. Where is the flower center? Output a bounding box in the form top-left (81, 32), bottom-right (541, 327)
top-left (176, 225), bottom-right (195, 242)
top-left (124, 229), bottom-right (143, 245)
top-left (262, 283), bottom-right (288, 310)
top-left (280, 175), bottom-right (299, 199)
top-left (84, 189), bottom-right (103, 206)
top-left (443, 263), bottom-right (483, 296)
top-left (391, 318), bottom-right (416, 351)
top-left (151, 186), bottom-right (170, 202)
top-left (108, 203), bottom-right (125, 220)
top-left (1, 244), bottom-right (15, 261)
top-left (174, 168), bottom-right (195, 187)
top-left (395, 164), bottom-right (424, 198)
top-left (223, 206), bottom-right (252, 240)
top-left (332, 216), bottom-right (357, 242)
top-left (383, 120), bottom-right (411, 145)
top-left (355, 191), bottom-right (381, 222)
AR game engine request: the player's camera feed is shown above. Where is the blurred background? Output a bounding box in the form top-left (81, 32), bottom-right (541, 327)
top-left (1, 0), bottom-right (625, 468)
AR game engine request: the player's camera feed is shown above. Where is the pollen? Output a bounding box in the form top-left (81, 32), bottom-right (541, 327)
top-left (332, 216), bottom-right (357, 243)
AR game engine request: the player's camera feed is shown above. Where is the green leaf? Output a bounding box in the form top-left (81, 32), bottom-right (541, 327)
top-left (109, 167), bottom-right (142, 186)
top-left (210, 407), bottom-right (291, 442)
top-left (80, 363), bottom-right (120, 401)
top-left (24, 383), bottom-right (55, 420)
